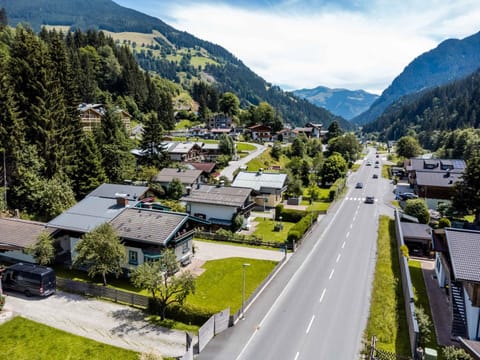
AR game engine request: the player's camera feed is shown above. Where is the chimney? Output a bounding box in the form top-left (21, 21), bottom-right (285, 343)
top-left (115, 193), bottom-right (128, 207)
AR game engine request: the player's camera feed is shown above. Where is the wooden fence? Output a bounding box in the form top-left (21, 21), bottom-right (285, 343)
top-left (56, 278), bottom-right (149, 308)
top-left (194, 231), bottom-right (290, 249)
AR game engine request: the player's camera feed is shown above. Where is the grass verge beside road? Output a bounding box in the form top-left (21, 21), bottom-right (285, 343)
top-left (364, 216), bottom-right (411, 355)
top-left (186, 257), bottom-right (278, 313)
top-left (0, 317), bottom-right (139, 360)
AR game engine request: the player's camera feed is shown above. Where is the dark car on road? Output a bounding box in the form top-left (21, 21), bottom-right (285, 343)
top-left (373, 174), bottom-right (378, 179)
top-left (365, 196), bottom-right (375, 204)
top-left (356, 182), bottom-right (364, 189)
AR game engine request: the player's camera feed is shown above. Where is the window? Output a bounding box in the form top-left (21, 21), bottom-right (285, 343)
top-left (182, 241), bottom-right (190, 254)
top-left (128, 250), bottom-right (138, 265)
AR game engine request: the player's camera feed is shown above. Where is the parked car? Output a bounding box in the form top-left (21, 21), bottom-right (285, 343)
top-left (356, 182), bottom-right (364, 189)
top-left (399, 192), bottom-right (418, 200)
top-left (365, 196), bottom-right (375, 204)
top-left (373, 174), bottom-right (378, 179)
top-left (1, 263), bottom-right (56, 297)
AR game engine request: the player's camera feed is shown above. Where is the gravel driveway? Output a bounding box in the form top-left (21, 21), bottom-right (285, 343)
top-left (1, 241), bottom-right (286, 357)
top-left (2, 291), bottom-right (185, 358)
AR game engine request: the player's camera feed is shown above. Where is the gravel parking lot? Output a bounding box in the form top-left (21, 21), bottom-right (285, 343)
top-left (1, 240), bottom-right (287, 357)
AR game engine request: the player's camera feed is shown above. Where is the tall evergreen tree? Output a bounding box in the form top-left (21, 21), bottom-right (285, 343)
top-left (95, 96), bottom-right (134, 182)
top-left (139, 112), bottom-right (168, 168)
top-left (73, 133), bottom-right (108, 198)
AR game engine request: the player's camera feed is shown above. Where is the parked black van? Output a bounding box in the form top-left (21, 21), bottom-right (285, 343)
top-left (2, 263), bottom-right (56, 297)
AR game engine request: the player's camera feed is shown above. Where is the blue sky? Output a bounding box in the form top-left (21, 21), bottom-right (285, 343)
top-left (114, 0), bottom-right (480, 94)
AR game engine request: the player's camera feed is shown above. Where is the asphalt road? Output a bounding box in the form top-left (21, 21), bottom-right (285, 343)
top-left (198, 148), bottom-right (395, 360)
top-left (220, 143), bottom-right (267, 181)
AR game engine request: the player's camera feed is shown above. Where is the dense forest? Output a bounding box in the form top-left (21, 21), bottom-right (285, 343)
top-left (0, 23), bottom-right (179, 220)
top-left (0, 0), bottom-right (350, 129)
top-left (363, 69), bottom-right (480, 156)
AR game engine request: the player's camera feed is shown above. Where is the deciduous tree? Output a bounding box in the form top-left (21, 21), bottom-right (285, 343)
top-left (74, 223), bottom-right (126, 286)
top-left (404, 199), bottom-right (430, 224)
top-left (320, 153), bottom-right (348, 186)
top-left (396, 136), bottom-right (422, 159)
top-left (27, 231), bottom-right (55, 266)
top-left (130, 249), bottom-right (195, 320)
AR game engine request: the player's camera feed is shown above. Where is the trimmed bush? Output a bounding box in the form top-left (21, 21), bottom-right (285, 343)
top-left (148, 299), bottom-right (213, 326)
top-left (275, 204), bottom-right (306, 222)
top-left (329, 177), bottom-right (346, 201)
top-left (287, 212), bottom-right (317, 243)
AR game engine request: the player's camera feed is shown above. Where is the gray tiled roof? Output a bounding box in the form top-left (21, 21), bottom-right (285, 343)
top-left (180, 185), bottom-right (251, 207)
top-left (87, 183), bottom-right (149, 200)
top-left (47, 197), bottom-right (128, 232)
top-left (409, 158), bottom-right (465, 172)
top-left (415, 171), bottom-right (462, 188)
top-left (0, 218), bottom-right (53, 249)
top-left (445, 228), bottom-right (480, 283)
top-left (152, 168), bottom-right (202, 185)
top-left (110, 208), bottom-right (188, 246)
top-left (232, 171), bottom-right (287, 192)
top-left (401, 222), bottom-right (432, 240)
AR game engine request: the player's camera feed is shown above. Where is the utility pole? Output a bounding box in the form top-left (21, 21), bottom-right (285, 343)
top-left (241, 263), bottom-right (250, 319)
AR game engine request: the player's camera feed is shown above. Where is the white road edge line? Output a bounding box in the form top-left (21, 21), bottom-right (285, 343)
top-left (329, 269), bottom-right (335, 280)
top-left (319, 288), bottom-right (326, 303)
top-left (336, 254), bottom-right (341, 263)
top-left (235, 190), bottom-right (349, 360)
top-left (306, 315), bottom-right (315, 334)
top-left (294, 351), bottom-right (300, 360)
top-left (342, 241), bottom-right (346, 249)
top-left (346, 231), bottom-right (350, 238)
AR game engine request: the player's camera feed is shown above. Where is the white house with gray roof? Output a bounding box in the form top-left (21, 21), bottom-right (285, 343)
top-left (232, 170), bottom-right (288, 208)
top-left (180, 184), bottom-right (255, 228)
top-left (434, 228), bottom-right (480, 341)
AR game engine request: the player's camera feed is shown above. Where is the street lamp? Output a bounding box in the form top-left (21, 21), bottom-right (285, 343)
top-left (241, 263), bottom-right (250, 319)
top-left (1, 148), bottom-right (6, 209)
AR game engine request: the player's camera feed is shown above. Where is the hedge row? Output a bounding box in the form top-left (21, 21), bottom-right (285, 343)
top-left (287, 212), bottom-right (317, 243)
top-left (149, 299), bottom-right (214, 326)
top-left (329, 177), bottom-right (346, 201)
top-left (275, 204), bottom-right (306, 222)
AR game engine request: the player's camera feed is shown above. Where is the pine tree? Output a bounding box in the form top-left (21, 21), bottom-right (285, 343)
top-left (139, 112), bottom-right (168, 168)
top-left (73, 133), bottom-right (108, 198)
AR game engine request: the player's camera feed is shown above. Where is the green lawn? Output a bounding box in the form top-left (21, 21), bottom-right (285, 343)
top-left (236, 143), bottom-right (257, 152)
top-left (0, 317), bottom-right (139, 360)
top-left (364, 216), bottom-right (411, 355)
top-left (252, 217), bottom-right (295, 243)
top-left (409, 260), bottom-right (438, 351)
top-left (245, 149), bottom-right (288, 172)
top-left (186, 257), bottom-right (278, 313)
top-left (301, 200), bottom-right (331, 212)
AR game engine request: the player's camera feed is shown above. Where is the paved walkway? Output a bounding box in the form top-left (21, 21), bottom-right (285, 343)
top-left (419, 259), bottom-right (457, 346)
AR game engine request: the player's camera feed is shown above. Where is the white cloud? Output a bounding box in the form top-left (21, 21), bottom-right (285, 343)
top-left (116, 0), bottom-right (480, 94)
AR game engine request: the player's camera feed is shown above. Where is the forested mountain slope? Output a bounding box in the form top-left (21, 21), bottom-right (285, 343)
top-left (353, 31), bottom-right (480, 125)
top-left (363, 69), bottom-right (480, 150)
top-left (0, 0), bottom-right (349, 129)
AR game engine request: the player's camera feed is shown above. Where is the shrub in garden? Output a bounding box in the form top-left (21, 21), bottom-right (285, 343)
top-left (275, 204), bottom-right (305, 222)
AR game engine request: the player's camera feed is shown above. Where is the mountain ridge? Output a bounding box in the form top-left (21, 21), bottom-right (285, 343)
top-left (353, 30), bottom-right (480, 125)
top-left (0, 0), bottom-right (350, 129)
top-left (293, 86), bottom-right (378, 120)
